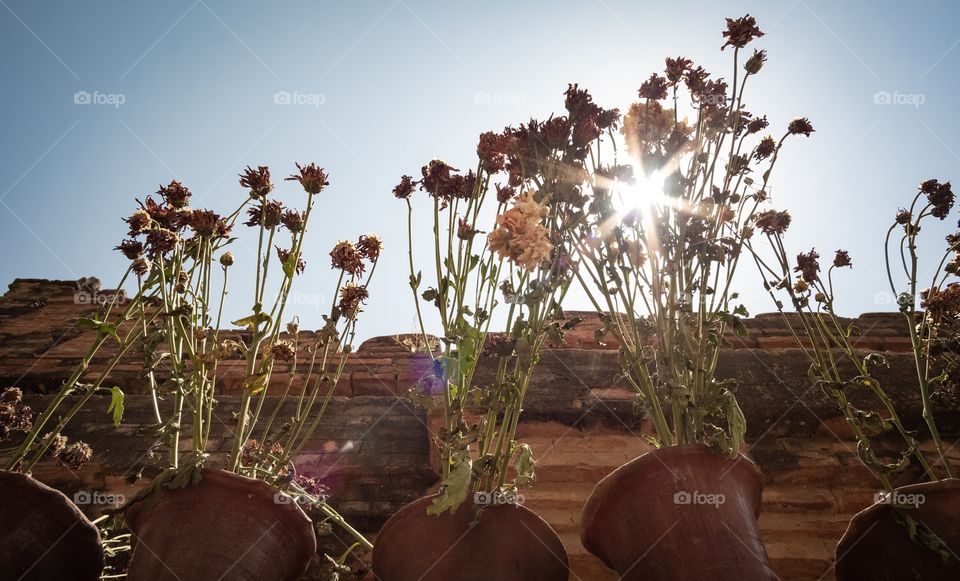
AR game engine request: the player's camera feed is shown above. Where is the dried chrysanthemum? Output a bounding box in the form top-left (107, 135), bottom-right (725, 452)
top-left (482, 334), bottom-right (518, 358)
top-left (477, 131), bottom-right (511, 173)
top-left (744, 49), bottom-right (767, 74)
top-left (285, 162), bottom-right (329, 194)
top-left (722, 14), bottom-right (764, 50)
top-left (896, 209), bottom-right (912, 225)
top-left (145, 228), bottom-right (179, 258)
top-left (125, 209), bottom-right (151, 235)
top-left (746, 116), bottom-right (769, 135)
top-left (833, 250), bottom-right (853, 268)
top-left (787, 117), bottom-right (815, 137)
top-left (357, 234), bottom-right (383, 261)
top-left (638, 73), bottom-right (669, 100)
top-left (0, 387), bottom-right (32, 442)
top-left (753, 210), bottom-right (792, 235)
top-left (280, 209), bottom-right (306, 233)
top-left (338, 283), bottom-right (369, 319)
top-left (795, 249), bottom-right (821, 282)
top-left (488, 192), bottom-right (553, 271)
top-left (793, 278), bottom-right (810, 293)
top-left (496, 184), bottom-right (516, 204)
top-left (920, 179), bottom-right (954, 219)
top-left (245, 199), bottom-right (284, 229)
top-left (664, 57), bottom-right (692, 84)
top-left (276, 246), bottom-right (306, 275)
top-left (294, 473), bottom-right (328, 499)
top-left (219, 251), bottom-right (234, 267)
top-left (393, 175), bottom-right (417, 200)
top-left (115, 239), bottom-right (143, 260)
top-left (329, 240), bottom-right (364, 276)
top-left (420, 160), bottom-right (458, 200)
top-left (131, 257), bottom-right (151, 277)
top-left (239, 165), bottom-right (273, 197)
top-left (55, 440), bottom-right (94, 471)
top-left (269, 340), bottom-right (297, 363)
top-left (158, 180), bottom-right (192, 208)
top-left (564, 83), bottom-right (600, 123)
top-left (920, 283), bottom-right (960, 326)
top-left (189, 209), bottom-right (229, 238)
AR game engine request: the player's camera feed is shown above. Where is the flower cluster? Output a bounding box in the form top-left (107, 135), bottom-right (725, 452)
top-left (487, 192), bottom-right (553, 271)
top-left (920, 178), bottom-right (955, 219)
top-left (338, 283), bottom-right (369, 319)
top-left (0, 388), bottom-right (32, 443)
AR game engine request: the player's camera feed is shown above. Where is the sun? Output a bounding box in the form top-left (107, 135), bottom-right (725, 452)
top-left (613, 169), bottom-right (666, 214)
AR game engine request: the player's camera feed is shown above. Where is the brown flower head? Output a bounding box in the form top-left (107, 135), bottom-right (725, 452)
top-left (293, 473), bottom-right (328, 498)
top-left (920, 179), bottom-right (954, 219)
top-left (285, 163), bottom-right (329, 194)
top-left (722, 14), bottom-right (764, 50)
top-left (488, 192), bottom-right (553, 271)
top-left (794, 249), bottom-right (821, 282)
top-left (55, 440), bottom-right (93, 471)
top-left (393, 175), bottom-right (417, 200)
top-left (330, 240), bottom-right (364, 276)
top-left (219, 251), bottom-right (234, 267)
top-left (754, 136), bottom-right (776, 161)
top-left (596, 107), bottom-right (621, 131)
top-left (245, 199), bottom-right (284, 229)
top-left (125, 209), bottom-right (151, 235)
top-left (141, 197), bottom-right (188, 232)
top-left (754, 210), bottom-right (792, 235)
top-left (269, 340), bottom-right (297, 363)
top-left (145, 228), bottom-right (179, 258)
top-left (788, 117), bottom-right (815, 137)
top-left (239, 165), bottom-right (273, 197)
top-left (496, 184), bottom-right (516, 204)
top-left (276, 246), bottom-right (306, 275)
top-left (189, 209), bottom-right (229, 238)
top-left (638, 74), bottom-right (669, 100)
top-left (920, 283), bottom-right (960, 326)
top-left (833, 250), bottom-right (853, 268)
top-left (115, 239), bottom-right (143, 260)
top-left (564, 83), bottom-right (600, 123)
top-left (158, 180), bottom-right (192, 208)
top-left (896, 209), bottom-right (912, 225)
top-left (338, 283), bottom-right (369, 319)
top-left (482, 334), bottom-right (517, 358)
top-left (477, 131), bottom-right (511, 173)
top-left (0, 387), bottom-right (32, 443)
top-left (746, 116), bottom-right (769, 135)
top-left (357, 234), bottom-right (383, 261)
top-left (665, 57), bottom-right (692, 84)
top-left (280, 209), bottom-right (306, 233)
top-left (131, 257), bottom-right (151, 277)
top-left (420, 160), bottom-right (457, 199)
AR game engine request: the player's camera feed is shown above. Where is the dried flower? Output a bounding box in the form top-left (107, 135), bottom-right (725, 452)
top-left (564, 83), bottom-right (600, 123)
top-left (125, 209), bottom-right (152, 235)
top-left (896, 209), bottom-right (912, 225)
top-left (338, 283), bottom-right (369, 319)
top-left (0, 387), bottom-right (32, 443)
top-left (330, 240), bottom-right (364, 276)
top-left (488, 192), bottom-right (553, 271)
top-left (795, 249), bottom-right (821, 282)
top-left (276, 246), bottom-right (306, 275)
top-left (270, 340), bottom-right (297, 362)
top-left (638, 74), bottom-right (669, 100)
top-left (793, 278), bottom-right (810, 293)
top-left (482, 334), bottom-right (517, 358)
top-left (285, 162), bottom-right (329, 194)
top-left (753, 210), bottom-right (792, 235)
top-left (754, 136), bottom-right (776, 161)
top-left (280, 209), bottom-right (306, 233)
top-left (746, 116), bottom-right (769, 135)
top-left (920, 283), bottom-right (960, 326)
top-left (357, 234), bottom-right (383, 261)
top-left (239, 165), bottom-right (273, 197)
top-left (722, 14), bottom-right (764, 50)
top-left (833, 250), bottom-right (853, 268)
top-left (496, 184), bottom-right (516, 204)
top-left (294, 473), bottom-right (328, 499)
top-left (115, 239), bottom-right (143, 260)
top-left (158, 180), bottom-right (192, 208)
top-left (744, 49), bottom-right (767, 74)
top-left (477, 131), bottom-right (511, 173)
top-left (145, 228), bottom-right (179, 258)
top-left (219, 252), bottom-right (234, 267)
top-left (920, 179), bottom-right (954, 219)
top-left (245, 200), bottom-right (284, 229)
top-left (664, 57), bottom-right (692, 84)
top-left (420, 160), bottom-right (458, 200)
top-left (788, 117), bottom-right (815, 137)
top-left (132, 257), bottom-right (151, 277)
top-left (55, 440), bottom-right (93, 471)
top-left (189, 209), bottom-right (229, 238)
top-left (393, 175), bottom-right (417, 200)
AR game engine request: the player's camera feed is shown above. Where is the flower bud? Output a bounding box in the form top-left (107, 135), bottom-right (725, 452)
top-left (744, 49), bottom-right (767, 74)
top-left (220, 251), bottom-right (234, 267)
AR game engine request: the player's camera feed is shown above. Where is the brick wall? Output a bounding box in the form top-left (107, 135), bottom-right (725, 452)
top-left (3, 278), bottom-right (958, 580)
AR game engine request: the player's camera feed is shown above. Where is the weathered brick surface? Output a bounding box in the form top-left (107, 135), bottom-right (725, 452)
top-left (3, 278), bottom-right (958, 580)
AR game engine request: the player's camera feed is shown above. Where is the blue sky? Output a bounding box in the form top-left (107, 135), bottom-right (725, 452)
top-left (1, 0), bottom-right (959, 341)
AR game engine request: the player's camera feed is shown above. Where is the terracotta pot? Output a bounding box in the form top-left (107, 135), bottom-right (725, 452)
top-left (0, 470), bottom-right (103, 580)
top-left (581, 444), bottom-right (775, 581)
top-left (372, 495), bottom-right (569, 581)
top-left (124, 468), bottom-right (316, 581)
top-left (836, 478), bottom-right (960, 580)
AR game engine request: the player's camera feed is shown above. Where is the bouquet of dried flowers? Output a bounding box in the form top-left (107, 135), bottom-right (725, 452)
top-left (395, 131), bottom-right (580, 514)
top-left (548, 15), bottom-right (813, 454)
top-left (747, 178), bottom-right (957, 490)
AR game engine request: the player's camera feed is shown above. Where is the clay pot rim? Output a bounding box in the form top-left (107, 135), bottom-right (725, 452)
top-left (581, 444), bottom-right (764, 536)
top-left (377, 494), bottom-right (559, 542)
top-left (0, 470), bottom-right (103, 535)
top-left (839, 477), bottom-right (960, 538)
top-left (124, 467), bottom-right (314, 539)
